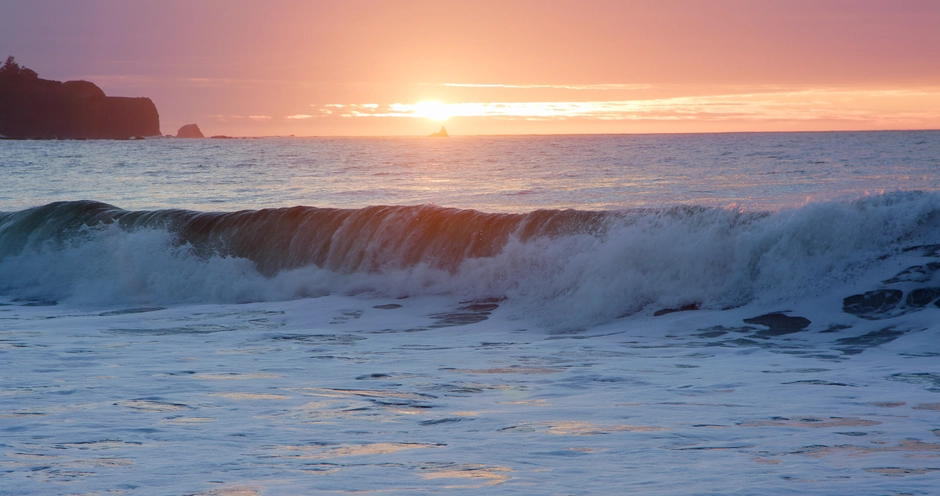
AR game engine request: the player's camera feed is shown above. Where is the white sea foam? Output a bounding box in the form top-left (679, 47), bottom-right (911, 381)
top-left (3, 134), bottom-right (940, 494)
top-left (2, 192), bottom-right (939, 331)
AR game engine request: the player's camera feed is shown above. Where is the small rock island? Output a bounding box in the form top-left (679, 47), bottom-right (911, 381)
top-left (0, 57), bottom-right (160, 140)
top-left (427, 126), bottom-right (449, 137)
top-left (176, 123), bottom-right (204, 138)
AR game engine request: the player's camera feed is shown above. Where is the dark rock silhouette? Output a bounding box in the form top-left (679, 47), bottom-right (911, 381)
top-left (843, 289), bottom-right (904, 319)
top-left (427, 126), bottom-right (449, 137)
top-left (0, 57), bottom-right (160, 139)
top-left (176, 123), bottom-right (204, 138)
top-left (743, 312), bottom-right (811, 336)
top-left (906, 287), bottom-right (940, 307)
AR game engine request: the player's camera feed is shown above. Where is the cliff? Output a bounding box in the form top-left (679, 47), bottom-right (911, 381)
top-left (0, 57), bottom-right (160, 139)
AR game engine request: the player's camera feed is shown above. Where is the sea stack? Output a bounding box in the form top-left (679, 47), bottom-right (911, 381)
top-left (427, 126), bottom-right (449, 137)
top-left (176, 123), bottom-right (204, 138)
top-left (0, 57), bottom-right (160, 140)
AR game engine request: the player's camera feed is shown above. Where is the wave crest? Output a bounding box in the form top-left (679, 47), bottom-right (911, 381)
top-left (2, 192), bottom-right (938, 326)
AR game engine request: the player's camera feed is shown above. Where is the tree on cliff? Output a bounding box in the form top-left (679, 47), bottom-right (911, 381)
top-left (0, 56), bottom-right (38, 81)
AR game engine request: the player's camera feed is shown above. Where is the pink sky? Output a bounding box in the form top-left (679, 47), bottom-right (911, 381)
top-left (2, 0), bottom-right (939, 136)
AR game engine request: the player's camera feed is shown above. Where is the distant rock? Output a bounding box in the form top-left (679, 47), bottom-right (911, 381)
top-left (427, 126), bottom-right (449, 137)
top-left (0, 56), bottom-right (160, 139)
top-left (176, 123), bottom-right (204, 138)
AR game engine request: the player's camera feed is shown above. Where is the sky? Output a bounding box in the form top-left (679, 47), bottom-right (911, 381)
top-left (2, 0), bottom-right (939, 136)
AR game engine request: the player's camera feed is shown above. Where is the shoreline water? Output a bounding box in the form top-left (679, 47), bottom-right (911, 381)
top-left (2, 131), bottom-right (940, 493)
top-left (2, 277), bottom-right (940, 494)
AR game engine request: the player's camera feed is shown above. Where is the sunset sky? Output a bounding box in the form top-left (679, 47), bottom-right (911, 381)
top-left (2, 0), bottom-right (939, 136)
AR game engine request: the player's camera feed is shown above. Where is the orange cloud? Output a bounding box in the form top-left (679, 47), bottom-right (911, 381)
top-left (321, 88), bottom-right (940, 125)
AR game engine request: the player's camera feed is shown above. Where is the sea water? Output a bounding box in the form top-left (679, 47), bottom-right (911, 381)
top-left (1, 131), bottom-right (940, 494)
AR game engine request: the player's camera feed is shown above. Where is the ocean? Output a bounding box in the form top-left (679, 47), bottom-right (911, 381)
top-left (2, 131), bottom-right (940, 494)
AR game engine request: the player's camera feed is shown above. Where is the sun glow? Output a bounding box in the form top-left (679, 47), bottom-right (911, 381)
top-left (325, 88), bottom-right (940, 126)
top-left (411, 101), bottom-right (452, 121)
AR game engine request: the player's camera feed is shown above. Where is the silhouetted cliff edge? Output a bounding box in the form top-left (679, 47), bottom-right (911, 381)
top-left (0, 57), bottom-right (160, 139)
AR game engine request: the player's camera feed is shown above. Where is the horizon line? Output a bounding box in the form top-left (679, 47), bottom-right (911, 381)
top-left (154, 127), bottom-right (940, 139)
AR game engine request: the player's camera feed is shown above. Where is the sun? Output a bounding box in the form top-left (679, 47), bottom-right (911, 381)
top-left (412, 101), bottom-right (452, 121)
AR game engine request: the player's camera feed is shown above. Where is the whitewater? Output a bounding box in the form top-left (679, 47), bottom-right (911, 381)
top-left (2, 131), bottom-right (940, 494)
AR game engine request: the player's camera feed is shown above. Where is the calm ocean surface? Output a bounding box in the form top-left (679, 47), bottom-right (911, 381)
top-left (2, 130), bottom-right (938, 212)
top-left (2, 130), bottom-right (940, 494)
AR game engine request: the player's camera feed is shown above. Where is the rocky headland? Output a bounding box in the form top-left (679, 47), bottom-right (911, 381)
top-left (0, 57), bottom-right (160, 139)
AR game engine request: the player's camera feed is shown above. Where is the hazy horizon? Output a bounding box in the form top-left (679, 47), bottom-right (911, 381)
top-left (3, 0), bottom-right (939, 137)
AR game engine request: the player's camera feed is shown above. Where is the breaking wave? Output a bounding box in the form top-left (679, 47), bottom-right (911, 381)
top-left (2, 192), bottom-right (939, 326)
